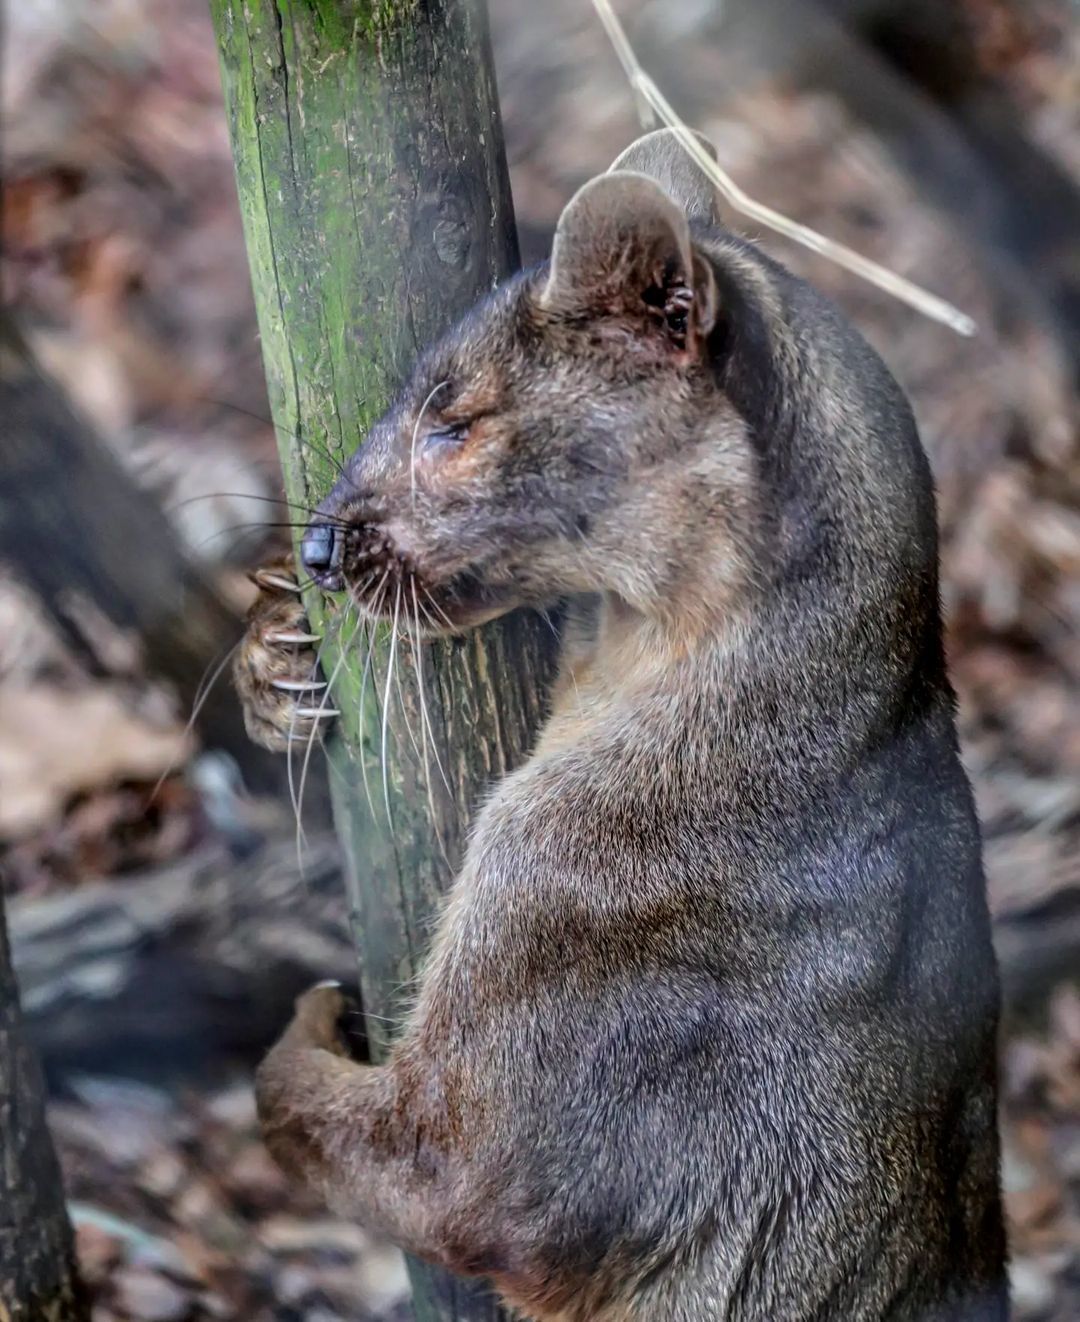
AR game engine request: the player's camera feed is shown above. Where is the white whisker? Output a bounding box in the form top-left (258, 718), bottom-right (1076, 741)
top-left (356, 569), bottom-right (391, 823)
top-left (296, 606), bottom-right (362, 867)
top-left (410, 380), bottom-right (450, 513)
top-left (389, 597), bottom-right (425, 769)
top-left (288, 612), bottom-right (340, 866)
top-left (380, 584), bottom-right (403, 827)
top-left (412, 578), bottom-right (452, 798)
top-left (150, 638), bottom-right (243, 801)
top-left (420, 586), bottom-right (457, 634)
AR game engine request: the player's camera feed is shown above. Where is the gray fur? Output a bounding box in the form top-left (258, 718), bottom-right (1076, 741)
top-left (249, 130), bottom-right (1007, 1320)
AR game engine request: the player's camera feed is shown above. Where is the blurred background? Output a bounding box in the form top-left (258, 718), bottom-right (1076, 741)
top-left (1, 0), bottom-right (1078, 1318)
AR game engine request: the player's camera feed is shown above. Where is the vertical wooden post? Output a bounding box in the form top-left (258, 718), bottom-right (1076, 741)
top-left (209, 2), bottom-right (552, 1317)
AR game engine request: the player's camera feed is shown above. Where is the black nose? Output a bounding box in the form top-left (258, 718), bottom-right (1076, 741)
top-left (300, 522), bottom-right (343, 588)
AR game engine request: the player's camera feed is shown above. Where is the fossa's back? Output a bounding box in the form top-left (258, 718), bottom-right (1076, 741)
top-left (238, 130), bottom-right (1007, 1319)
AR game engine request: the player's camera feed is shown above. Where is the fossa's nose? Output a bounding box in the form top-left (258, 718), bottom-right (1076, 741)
top-left (300, 522), bottom-right (343, 590)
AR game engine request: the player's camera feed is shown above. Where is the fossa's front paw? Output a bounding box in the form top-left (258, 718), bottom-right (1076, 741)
top-left (254, 986), bottom-right (348, 1183)
top-left (267, 981), bottom-right (364, 1055)
top-left (290, 982), bottom-right (353, 1055)
top-left (232, 556), bottom-right (338, 752)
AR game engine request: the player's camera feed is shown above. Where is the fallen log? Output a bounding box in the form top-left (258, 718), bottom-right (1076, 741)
top-left (9, 834), bottom-right (359, 1077)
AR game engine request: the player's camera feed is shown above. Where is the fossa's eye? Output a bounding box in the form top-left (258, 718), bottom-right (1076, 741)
top-left (423, 422), bottom-right (470, 455)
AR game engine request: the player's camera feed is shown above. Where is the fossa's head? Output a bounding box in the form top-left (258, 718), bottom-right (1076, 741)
top-left (302, 131), bottom-right (759, 633)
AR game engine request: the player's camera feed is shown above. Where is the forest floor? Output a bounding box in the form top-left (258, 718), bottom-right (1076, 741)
top-left (2, 0), bottom-right (1078, 1318)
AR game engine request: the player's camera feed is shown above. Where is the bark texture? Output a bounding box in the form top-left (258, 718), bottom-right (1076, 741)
top-left (0, 897), bottom-right (85, 1320)
top-left (210, 3), bottom-right (553, 1317)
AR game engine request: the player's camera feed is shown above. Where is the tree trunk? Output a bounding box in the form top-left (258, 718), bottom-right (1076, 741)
top-left (0, 320), bottom-right (283, 794)
top-left (210, 3), bottom-right (553, 1318)
top-left (0, 894), bottom-right (86, 1319)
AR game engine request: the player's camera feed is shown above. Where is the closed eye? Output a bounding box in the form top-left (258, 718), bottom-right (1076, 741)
top-left (423, 422), bottom-right (470, 454)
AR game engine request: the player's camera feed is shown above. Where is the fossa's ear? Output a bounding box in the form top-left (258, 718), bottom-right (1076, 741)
top-left (540, 171), bottom-right (717, 351)
top-left (608, 128), bottom-right (720, 225)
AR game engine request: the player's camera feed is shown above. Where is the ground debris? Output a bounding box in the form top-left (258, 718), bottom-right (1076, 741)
top-left (54, 1078), bottom-right (412, 1322)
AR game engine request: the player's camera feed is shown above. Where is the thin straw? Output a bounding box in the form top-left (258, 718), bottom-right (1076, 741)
top-left (590, 0), bottom-right (977, 337)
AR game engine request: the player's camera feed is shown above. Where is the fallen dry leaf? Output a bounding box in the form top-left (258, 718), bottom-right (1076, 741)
top-left (0, 684), bottom-right (192, 840)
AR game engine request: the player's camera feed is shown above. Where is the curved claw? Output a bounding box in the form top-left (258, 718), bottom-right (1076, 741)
top-left (254, 570), bottom-right (303, 594)
top-left (272, 678), bottom-right (329, 693)
top-left (266, 630), bottom-right (322, 645)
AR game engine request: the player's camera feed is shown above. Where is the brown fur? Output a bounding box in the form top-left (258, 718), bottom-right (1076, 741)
top-left (237, 131), bottom-right (1007, 1319)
